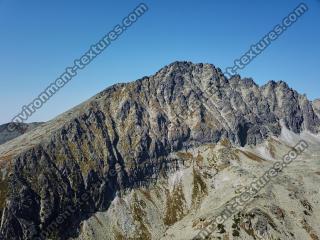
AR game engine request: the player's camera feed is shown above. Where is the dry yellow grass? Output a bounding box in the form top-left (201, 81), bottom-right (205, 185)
top-left (176, 152), bottom-right (193, 160)
top-left (164, 184), bottom-right (186, 226)
top-left (236, 149), bottom-right (266, 162)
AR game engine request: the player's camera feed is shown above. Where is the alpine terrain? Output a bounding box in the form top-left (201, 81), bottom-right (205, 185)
top-left (0, 62), bottom-right (319, 240)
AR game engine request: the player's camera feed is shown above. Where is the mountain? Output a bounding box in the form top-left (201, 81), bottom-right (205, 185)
top-left (313, 99), bottom-right (320, 118)
top-left (0, 122), bottom-right (43, 145)
top-left (0, 61), bottom-right (319, 240)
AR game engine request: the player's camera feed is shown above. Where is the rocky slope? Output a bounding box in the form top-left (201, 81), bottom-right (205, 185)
top-left (0, 122), bottom-right (43, 145)
top-left (313, 99), bottom-right (320, 118)
top-left (0, 61), bottom-right (319, 240)
top-left (74, 130), bottom-right (320, 240)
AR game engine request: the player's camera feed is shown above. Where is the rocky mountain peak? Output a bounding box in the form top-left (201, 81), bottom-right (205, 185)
top-left (0, 62), bottom-right (319, 240)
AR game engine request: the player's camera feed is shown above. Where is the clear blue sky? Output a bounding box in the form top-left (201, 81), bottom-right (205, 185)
top-left (0, 0), bottom-right (319, 124)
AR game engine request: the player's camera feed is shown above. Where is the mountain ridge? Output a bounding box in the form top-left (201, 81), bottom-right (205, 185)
top-left (1, 61), bottom-right (317, 156)
top-left (0, 122), bottom-right (43, 145)
top-left (0, 61), bottom-right (319, 240)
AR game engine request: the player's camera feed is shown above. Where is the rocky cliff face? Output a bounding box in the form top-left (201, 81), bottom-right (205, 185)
top-left (313, 99), bottom-right (320, 118)
top-left (0, 62), bottom-right (319, 240)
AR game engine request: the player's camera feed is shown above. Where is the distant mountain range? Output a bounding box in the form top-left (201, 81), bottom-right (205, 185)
top-left (0, 122), bottom-right (43, 145)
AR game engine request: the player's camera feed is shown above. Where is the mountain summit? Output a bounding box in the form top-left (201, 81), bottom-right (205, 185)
top-left (0, 62), bottom-right (319, 240)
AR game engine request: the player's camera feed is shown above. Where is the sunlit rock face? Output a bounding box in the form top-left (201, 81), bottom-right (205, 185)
top-left (0, 62), bottom-right (319, 240)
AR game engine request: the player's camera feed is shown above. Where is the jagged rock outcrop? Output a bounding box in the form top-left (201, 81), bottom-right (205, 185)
top-left (0, 61), bottom-right (319, 240)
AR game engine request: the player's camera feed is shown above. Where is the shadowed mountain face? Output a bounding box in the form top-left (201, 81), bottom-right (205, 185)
top-left (0, 62), bottom-right (319, 240)
top-left (0, 122), bottom-right (43, 145)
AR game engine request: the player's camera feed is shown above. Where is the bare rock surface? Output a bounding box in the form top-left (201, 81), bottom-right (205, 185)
top-left (0, 61), bottom-right (319, 240)
top-left (74, 130), bottom-right (320, 240)
top-left (313, 99), bottom-right (320, 118)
